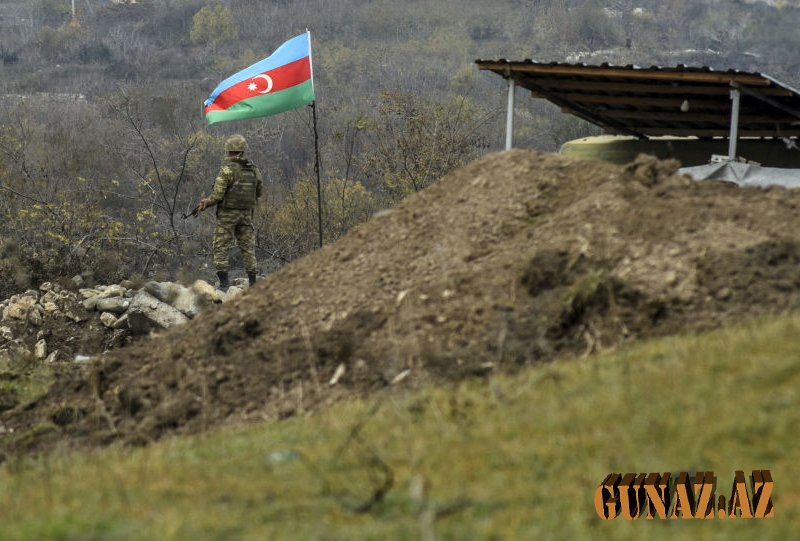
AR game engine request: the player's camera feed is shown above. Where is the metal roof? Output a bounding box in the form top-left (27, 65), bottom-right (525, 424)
top-left (475, 60), bottom-right (800, 139)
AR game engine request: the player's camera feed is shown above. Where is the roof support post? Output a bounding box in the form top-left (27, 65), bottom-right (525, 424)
top-left (728, 87), bottom-right (741, 160)
top-left (506, 76), bottom-right (516, 150)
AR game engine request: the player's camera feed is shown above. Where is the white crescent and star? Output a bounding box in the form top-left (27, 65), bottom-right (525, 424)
top-left (248, 74), bottom-right (273, 94)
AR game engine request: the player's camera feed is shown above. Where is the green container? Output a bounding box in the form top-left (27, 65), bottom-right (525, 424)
top-left (559, 135), bottom-right (800, 168)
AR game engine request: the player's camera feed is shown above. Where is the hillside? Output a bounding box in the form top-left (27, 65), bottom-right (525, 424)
top-left (4, 149), bottom-right (800, 457)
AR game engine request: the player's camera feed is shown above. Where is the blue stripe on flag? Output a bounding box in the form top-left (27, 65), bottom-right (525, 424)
top-left (204, 33), bottom-right (310, 107)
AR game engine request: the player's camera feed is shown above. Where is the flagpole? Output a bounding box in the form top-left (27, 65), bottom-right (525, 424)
top-left (312, 100), bottom-right (323, 249)
top-left (307, 28), bottom-right (323, 249)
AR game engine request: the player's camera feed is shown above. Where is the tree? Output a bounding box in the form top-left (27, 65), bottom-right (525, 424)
top-left (104, 88), bottom-right (200, 273)
top-left (190, 5), bottom-right (239, 47)
top-left (0, 101), bottom-right (137, 290)
top-left (271, 175), bottom-right (377, 258)
top-left (358, 92), bottom-right (490, 202)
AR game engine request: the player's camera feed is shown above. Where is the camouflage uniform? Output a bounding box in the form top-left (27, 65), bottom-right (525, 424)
top-left (207, 151), bottom-right (263, 275)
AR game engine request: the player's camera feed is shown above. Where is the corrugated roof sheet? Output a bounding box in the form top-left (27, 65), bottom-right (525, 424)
top-left (475, 60), bottom-right (800, 139)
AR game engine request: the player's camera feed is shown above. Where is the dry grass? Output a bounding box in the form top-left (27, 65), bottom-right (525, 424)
top-left (0, 312), bottom-right (798, 539)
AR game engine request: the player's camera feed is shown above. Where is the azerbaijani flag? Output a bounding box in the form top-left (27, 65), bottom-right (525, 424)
top-left (203, 32), bottom-right (315, 125)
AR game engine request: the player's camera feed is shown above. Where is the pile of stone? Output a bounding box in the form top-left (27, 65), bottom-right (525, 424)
top-left (0, 276), bottom-right (247, 364)
top-left (80, 279), bottom-right (244, 334)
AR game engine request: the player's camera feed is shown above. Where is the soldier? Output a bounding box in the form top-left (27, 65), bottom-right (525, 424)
top-left (198, 134), bottom-right (264, 290)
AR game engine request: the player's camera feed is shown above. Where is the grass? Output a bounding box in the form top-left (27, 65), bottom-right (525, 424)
top-left (0, 354), bottom-right (55, 407)
top-left (1, 312), bottom-right (799, 539)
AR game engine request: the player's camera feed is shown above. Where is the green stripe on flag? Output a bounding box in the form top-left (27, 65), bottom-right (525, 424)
top-left (206, 80), bottom-right (315, 125)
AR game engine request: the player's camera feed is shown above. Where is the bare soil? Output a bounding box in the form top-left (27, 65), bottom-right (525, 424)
top-left (4, 149), bottom-right (800, 457)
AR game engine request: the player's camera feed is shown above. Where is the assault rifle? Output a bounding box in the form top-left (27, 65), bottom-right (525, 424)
top-left (182, 204), bottom-right (203, 220)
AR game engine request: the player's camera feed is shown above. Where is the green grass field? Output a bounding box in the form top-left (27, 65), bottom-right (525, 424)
top-left (1, 313), bottom-right (798, 540)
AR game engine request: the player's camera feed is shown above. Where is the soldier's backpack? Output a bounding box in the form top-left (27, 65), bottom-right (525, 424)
top-left (222, 159), bottom-right (260, 210)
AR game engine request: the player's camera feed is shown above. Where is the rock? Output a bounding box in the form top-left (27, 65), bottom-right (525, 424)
top-left (34, 339), bottom-right (47, 359)
top-left (145, 281), bottom-right (206, 318)
top-left (45, 350), bottom-right (58, 363)
top-left (72, 275), bottom-right (85, 288)
top-left (373, 209), bottom-right (394, 219)
top-left (232, 277), bottom-right (248, 288)
top-left (0, 326), bottom-right (12, 342)
top-left (329, 363), bottom-right (346, 385)
top-left (23, 289), bottom-right (40, 299)
top-left (64, 309), bottom-right (86, 323)
top-left (40, 282), bottom-right (53, 292)
top-left (106, 329), bottom-right (131, 349)
top-left (28, 308), bottom-right (43, 326)
top-left (171, 287), bottom-right (204, 318)
top-left (143, 281), bottom-right (172, 303)
top-left (99, 312), bottom-right (118, 328)
top-left (82, 297), bottom-right (99, 311)
top-left (79, 288), bottom-right (100, 300)
top-left (42, 302), bottom-right (59, 313)
top-left (95, 297), bottom-right (129, 314)
top-left (396, 290), bottom-right (409, 305)
top-left (112, 313), bottom-right (130, 330)
top-left (41, 290), bottom-right (58, 304)
top-left (391, 369), bottom-right (411, 385)
top-left (120, 279), bottom-right (138, 290)
top-left (74, 354), bottom-right (92, 363)
top-left (126, 291), bottom-right (189, 335)
top-left (223, 286), bottom-right (244, 302)
top-left (268, 450), bottom-right (301, 463)
top-left (192, 280), bottom-right (223, 304)
top-left (97, 284), bottom-right (126, 299)
top-left (3, 296), bottom-right (36, 321)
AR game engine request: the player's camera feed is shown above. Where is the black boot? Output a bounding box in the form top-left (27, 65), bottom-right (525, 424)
top-left (248, 272), bottom-right (257, 286)
top-left (217, 271), bottom-right (229, 290)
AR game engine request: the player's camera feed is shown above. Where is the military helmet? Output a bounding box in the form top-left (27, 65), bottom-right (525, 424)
top-left (225, 134), bottom-right (248, 153)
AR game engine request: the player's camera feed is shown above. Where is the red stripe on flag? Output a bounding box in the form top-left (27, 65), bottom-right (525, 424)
top-left (204, 56), bottom-right (311, 113)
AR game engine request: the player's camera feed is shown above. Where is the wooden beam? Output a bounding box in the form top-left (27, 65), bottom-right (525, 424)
top-left (522, 79), bottom-right (794, 97)
top-left (605, 128), bottom-right (800, 137)
top-left (734, 83), bottom-right (800, 122)
top-left (564, 94), bottom-right (733, 110)
top-left (510, 76), bottom-right (647, 138)
top-left (478, 62), bottom-right (771, 86)
top-left (600, 110), bottom-right (796, 124)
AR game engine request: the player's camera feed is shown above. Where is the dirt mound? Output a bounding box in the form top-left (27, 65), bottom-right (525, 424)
top-left (5, 149), bottom-right (800, 456)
